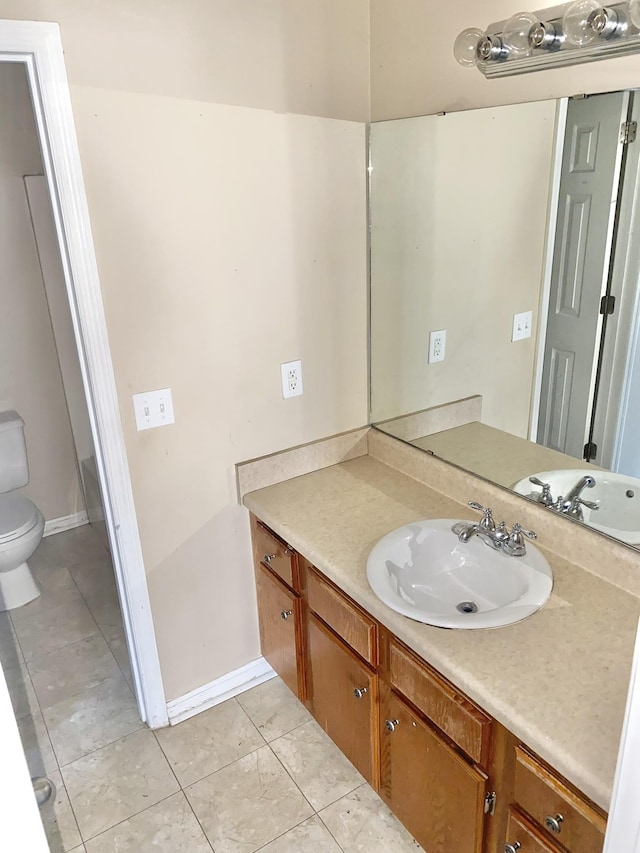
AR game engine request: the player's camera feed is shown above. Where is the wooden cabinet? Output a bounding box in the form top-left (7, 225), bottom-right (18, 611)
top-left (250, 516), bottom-right (607, 853)
top-left (505, 808), bottom-right (563, 852)
top-left (308, 614), bottom-right (377, 785)
top-left (510, 747), bottom-right (606, 853)
top-left (380, 688), bottom-right (488, 853)
top-left (255, 563), bottom-right (303, 698)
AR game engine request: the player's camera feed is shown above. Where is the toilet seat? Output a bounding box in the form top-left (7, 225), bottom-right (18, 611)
top-left (0, 494), bottom-right (41, 544)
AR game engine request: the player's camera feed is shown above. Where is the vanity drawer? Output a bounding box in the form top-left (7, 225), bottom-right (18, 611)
top-left (389, 639), bottom-right (491, 766)
top-left (506, 808), bottom-right (563, 853)
top-left (513, 746), bottom-right (606, 853)
top-left (307, 567), bottom-right (377, 665)
top-left (254, 522), bottom-right (297, 590)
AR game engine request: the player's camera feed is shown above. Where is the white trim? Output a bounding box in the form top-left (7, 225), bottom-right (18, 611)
top-left (0, 20), bottom-right (167, 728)
top-left (0, 664), bottom-right (49, 852)
top-left (43, 511), bottom-right (88, 537)
top-left (604, 615), bottom-right (640, 853)
top-left (167, 658), bottom-right (276, 726)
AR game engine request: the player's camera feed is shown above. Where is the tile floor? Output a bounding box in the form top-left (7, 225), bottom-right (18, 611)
top-left (1, 524), bottom-right (423, 852)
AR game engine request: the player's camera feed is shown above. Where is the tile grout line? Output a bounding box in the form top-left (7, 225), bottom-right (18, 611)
top-left (150, 730), bottom-right (215, 851)
top-left (78, 790), bottom-right (184, 847)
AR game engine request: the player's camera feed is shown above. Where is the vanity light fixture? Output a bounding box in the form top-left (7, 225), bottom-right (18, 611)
top-left (454, 1), bottom-right (640, 77)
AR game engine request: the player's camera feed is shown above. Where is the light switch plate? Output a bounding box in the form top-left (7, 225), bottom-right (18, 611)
top-left (133, 388), bottom-right (175, 431)
top-left (512, 311), bottom-right (533, 342)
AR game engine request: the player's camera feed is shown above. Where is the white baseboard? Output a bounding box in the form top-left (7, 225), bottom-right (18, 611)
top-left (43, 511), bottom-right (89, 537)
top-left (166, 657), bottom-right (276, 726)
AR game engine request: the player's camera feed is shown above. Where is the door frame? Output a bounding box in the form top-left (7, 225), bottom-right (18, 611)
top-left (0, 19), bottom-right (168, 728)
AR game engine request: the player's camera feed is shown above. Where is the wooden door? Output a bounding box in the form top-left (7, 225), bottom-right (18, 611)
top-left (255, 563), bottom-right (301, 697)
top-left (380, 689), bottom-right (487, 853)
top-left (308, 614), bottom-right (377, 786)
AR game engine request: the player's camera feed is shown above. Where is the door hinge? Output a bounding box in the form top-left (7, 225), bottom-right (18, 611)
top-left (484, 791), bottom-right (497, 815)
top-left (584, 442), bottom-right (598, 461)
top-left (621, 120), bottom-right (637, 144)
top-left (600, 294), bottom-right (615, 315)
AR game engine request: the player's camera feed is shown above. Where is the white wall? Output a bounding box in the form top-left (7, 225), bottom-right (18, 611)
top-left (0, 63), bottom-right (84, 522)
top-left (370, 100), bottom-right (557, 436)
top-left (0, 0), bottom-right (370, 702)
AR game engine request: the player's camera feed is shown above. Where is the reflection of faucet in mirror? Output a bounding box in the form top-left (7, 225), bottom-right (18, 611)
top-left (529, 474), bottom-right (600, 522)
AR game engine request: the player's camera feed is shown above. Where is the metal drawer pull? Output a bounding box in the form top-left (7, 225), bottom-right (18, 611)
top-left (385, 718), bottom-right (400, 732)
top-left (280, 610), bottom-right (293, 620)
top-left (264, 553), bottom-right (276, 564)
top-left (505, 844), bottom-right (521, 853)
top-left (353, 687), bottom-right (368, 699)
top-left (544, 814), bottom-right (564, 834)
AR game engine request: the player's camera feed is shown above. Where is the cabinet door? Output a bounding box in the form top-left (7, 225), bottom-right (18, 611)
top-left (308, 614), bottom-right (377, 786)
top-left (380, 690), bottom-right (487, 853)
top-left (255, 563), bottom-right (302, 698)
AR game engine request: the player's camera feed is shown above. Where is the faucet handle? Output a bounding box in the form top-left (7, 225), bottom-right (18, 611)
top-left (528, 476), bottom-right (555, 507)
top-left (504, 523), bottom-right (537, 557)
top-left (468, 501), bottom-right (496, 531)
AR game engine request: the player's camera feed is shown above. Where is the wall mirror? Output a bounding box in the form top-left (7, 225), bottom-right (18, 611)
top-left (370, 89), bottom-right (640, 548)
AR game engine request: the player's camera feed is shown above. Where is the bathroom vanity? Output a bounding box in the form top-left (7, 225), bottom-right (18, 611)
top-left (243, 436), bottom-right (639, 853)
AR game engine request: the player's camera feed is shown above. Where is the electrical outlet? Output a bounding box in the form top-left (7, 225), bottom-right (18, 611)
top-left (428, 330), bottom-right (446, 363)
top-left (281, 360), bottom-right (303, 399)
top-left (133, 388), bottom-right (175, 431)
top-left (512, 310), bottom-right (533, 342)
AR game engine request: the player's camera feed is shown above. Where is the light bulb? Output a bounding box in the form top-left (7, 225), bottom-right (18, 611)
top-left (562, 0), bottom-right (602, 45)
top-left (453, 28), bottom-right (484, 66)
top-left (629, 0), bottom-right (640, 28)
top-left (502, 11), bottom-right (539, 57)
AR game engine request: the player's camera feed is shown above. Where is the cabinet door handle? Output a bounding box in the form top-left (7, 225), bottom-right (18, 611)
top-left (385, 718), bottom-right (400, 732)
top-left (504, 844), bottom-right (521, 853)
top-left (264, 553), bottom-right (276, 564)
top-left (280, 610), bottom-right (293, 620)
top-left (353, 687), bottom-right (368, 699)
top-left (544, 814), bottom-right (564, 834)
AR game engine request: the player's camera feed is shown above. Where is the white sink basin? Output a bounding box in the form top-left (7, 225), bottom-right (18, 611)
top-left (366, 519), bottom-right (553, 629)
top-left (512, 469), bottom-right (640, 545)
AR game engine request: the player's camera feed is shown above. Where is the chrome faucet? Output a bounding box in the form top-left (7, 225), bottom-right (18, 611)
top-left (528, 474), bottom-right (599, 521)
top-left (452, 502), bottom-right (537, 556)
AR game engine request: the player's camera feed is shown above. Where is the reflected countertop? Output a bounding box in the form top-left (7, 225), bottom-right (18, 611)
top-left (244, 453), bottom-right (639, 813)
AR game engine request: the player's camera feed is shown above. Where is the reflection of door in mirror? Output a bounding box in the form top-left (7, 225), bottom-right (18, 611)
top-left (369, 93), bottom-right (640, 548)
top-left (536, 92), bottom-right (628, 468)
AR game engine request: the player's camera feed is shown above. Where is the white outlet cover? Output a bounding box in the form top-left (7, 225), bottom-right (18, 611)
top-left (281, 360), bottom-right (303, 399)
top-left (428, 329), bottom-right (446, 364)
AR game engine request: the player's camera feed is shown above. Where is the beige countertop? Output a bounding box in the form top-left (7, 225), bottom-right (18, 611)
top-left (244, 454), bottom-right (640, 813)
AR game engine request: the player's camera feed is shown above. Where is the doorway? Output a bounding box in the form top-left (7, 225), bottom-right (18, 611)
top-left (0, 20), bottom-right (166, 730)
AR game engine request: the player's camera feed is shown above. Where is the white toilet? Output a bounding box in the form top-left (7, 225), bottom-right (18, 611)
top-left (0, 411), bottom-right (44, 611)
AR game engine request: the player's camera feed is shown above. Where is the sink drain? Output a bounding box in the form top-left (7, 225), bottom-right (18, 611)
top-left (457, 601), bottom-right (478, 614)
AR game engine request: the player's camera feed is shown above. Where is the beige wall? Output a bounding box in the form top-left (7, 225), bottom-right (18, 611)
top-left (370, 100), bottom-right (557, 437)
top-left (370, 0), bottom-right (640, 120)
top-left (0, 63), bottom-right (84, 522)
top-left (0, 1), bottom-right (370, 701)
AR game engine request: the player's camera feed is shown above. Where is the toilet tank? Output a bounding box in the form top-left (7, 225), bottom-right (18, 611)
top-left (0, 411), bottom-right (29, 492)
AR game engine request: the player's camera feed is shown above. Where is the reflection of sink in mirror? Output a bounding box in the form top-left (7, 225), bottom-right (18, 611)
top-left (366, 519), bottom-right (553, 630)
top-left (512, 470), bottom-right (640, 546)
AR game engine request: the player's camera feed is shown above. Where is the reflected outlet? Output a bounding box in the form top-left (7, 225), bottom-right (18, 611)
top-left (429, 330), bottom-right (446, 363)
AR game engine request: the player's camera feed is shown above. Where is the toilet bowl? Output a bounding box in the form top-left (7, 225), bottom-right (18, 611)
top-left (0, 493), bottom-right (43, 611)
